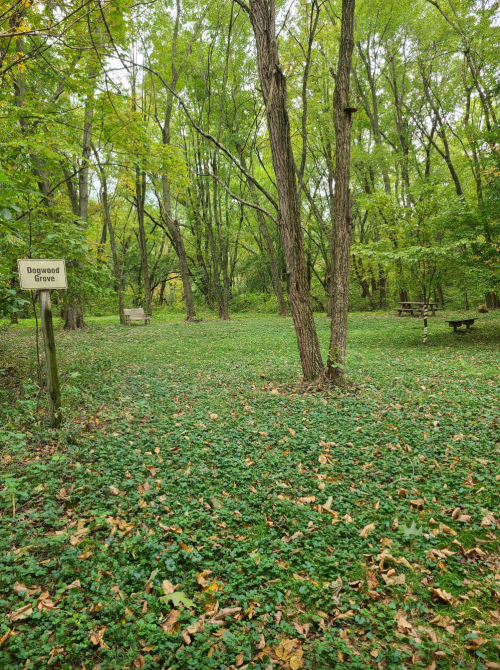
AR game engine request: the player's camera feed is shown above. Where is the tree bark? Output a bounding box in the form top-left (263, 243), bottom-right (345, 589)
top-left (136, 169), bottom-right (152, 316)
top-left (326, 0), bottom-right (356, 382)
top-left (78, 84), bottom-right (94, 223)
top-left (64, 76), bottom-right (94, 331)
top-left (40, 290), bottom-right (62, 428)
top-left (437, 283), bottom-right (445, 309)
top-left (161, 109), bottom-right (196, 320)
top-left (157, 0), bottom-right (204, 320)
top-left (247, 0), bottom-right (323, 380)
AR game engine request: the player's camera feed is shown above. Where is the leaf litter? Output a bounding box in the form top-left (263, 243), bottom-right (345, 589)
top-left (1, 314), bottom-right (500, 668)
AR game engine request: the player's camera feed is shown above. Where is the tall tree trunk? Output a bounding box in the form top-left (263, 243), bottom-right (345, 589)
top-left (378, 267), bottom-right (387, 307)
top-left (161, 176), bottom-right (196, 320)
top-left (78, 87), bottom-right (94, 223)
top-left (64, 80), bottom-right (94, 330)
top-left (161, 97), bottom-right (196, 320)
top-left (437, 283), bottom-right (445, 309)
top-left (209, 160), bottom-right (229, 320)
top-left (157, 0), bottom-right (204, 321)
top-left (247, 0), bottom-right (323, 380)
top-left (326, 0), bottom-right (356, 382)
top-left (159, 280), bottom-right (167, 306)
top-left (136, 169), bottom-right (152, 316)
top-left (96, 160), bottom-right (125, 324)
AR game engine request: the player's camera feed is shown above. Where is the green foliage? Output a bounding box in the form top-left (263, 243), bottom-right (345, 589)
top-left (1, 314), bottom-right (500, 668)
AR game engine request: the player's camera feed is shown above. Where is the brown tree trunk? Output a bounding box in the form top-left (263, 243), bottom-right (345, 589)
top-left (161, 176), bottom-right (196, 321)
top-left (161, 138), bottom-right (196, 319)
top-left (64, 306), bottom-right (85, 330)
top-left (489, 292), bottom-right (500, 310)
top-left (136, 169), bottom-right (152, 316)
top-left (437, 283), bottom-right (445, 309)
top-left (157, 0), bottom-right (203, 321)
top-left (78, 85), bottom-right (94, 223)
top-left (378, 268), bottom-right (387, 307)
top-left (326, 0), bottom-right (356, 382)
top-left (64, 77), bottom-right (94, 331)
top-left (159, 280), bottom-right (167, 306)
top-left (209, 163), bottom-right (230, 321)
top-left (247, 0), bottom-right (323, 380)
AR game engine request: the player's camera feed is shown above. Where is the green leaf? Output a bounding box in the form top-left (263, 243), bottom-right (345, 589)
top-left (209, 496), bottom-right (224, 510)
top-left (399, 521), bottom-right (423, 537)
top-left (160, 592), bottom-right (195, 608)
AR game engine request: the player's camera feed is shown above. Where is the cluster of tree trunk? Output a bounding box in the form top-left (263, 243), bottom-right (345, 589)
top-left (241, 0), bottom-right (356, 382)
top-left (485, 292), bottom-right (500, 310)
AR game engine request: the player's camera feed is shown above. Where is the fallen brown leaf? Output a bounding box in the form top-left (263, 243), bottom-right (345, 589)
top-left (429, 588), bottom-right (458, 606)
top-left (396, 611), bottom-right (414, 635)
top-left (90, 627), bottom-right (109, 649)
top-left (359, 522), bottom-right (376, 538)
top-left (65, 579), bottom-right (81, 591)
top-left (8, 604), bottom-right (33, 622)
top-left (13, 582), bottom-right (40, 597)
top-left (160, 610), bottom-right (180, 634)
top-left (161, 579), bottom-right (176, 595)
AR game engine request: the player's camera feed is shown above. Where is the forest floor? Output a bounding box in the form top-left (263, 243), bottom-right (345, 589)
top-left (1, 312), bottom-right (500, 670)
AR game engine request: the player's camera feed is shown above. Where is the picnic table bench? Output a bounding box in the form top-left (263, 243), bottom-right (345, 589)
top-left (446, 318), bottom-right (475, 332)
top-left (124, 308), bottom-right (150, 325)
top-left (395, 301), bottom-right (439, 317)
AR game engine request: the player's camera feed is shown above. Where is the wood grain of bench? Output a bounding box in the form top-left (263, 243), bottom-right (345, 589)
top-left (124, 308), bottom-right (150, 325)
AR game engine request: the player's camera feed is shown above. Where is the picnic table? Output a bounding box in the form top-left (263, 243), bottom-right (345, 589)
top-left (395, 301), bottom-right (439, 317)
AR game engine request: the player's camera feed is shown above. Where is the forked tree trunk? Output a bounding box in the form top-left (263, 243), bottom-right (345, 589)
top-left (326, 0), bottom-right (356, 382)
top-left (161, 175), bottom-right (197, 321)
top-left (247, 0), bottom-right (323, 380)
top-left (158, 0), bottom-right (200, 321)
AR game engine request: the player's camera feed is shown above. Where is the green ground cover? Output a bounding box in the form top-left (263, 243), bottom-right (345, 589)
top-left (1, 313), bottom-right (500, 669)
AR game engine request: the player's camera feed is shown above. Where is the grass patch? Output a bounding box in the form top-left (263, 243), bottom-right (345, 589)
top-left (1, 312), bottom-right (500, 669)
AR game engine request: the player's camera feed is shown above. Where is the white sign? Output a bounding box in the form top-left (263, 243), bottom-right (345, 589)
top-left (17, 259), bottom-right (67, 290)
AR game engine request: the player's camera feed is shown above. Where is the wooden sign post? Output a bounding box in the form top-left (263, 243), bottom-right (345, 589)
top-left (17, 259), bottom-right (67, 428)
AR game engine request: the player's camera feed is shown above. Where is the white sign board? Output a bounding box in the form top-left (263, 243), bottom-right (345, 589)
top-left (17, 259), bottom-right (67, 290)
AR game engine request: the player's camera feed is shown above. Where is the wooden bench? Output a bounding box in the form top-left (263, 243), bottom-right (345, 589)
top-left (446, 318), bottom-right (475, 332)
top-left (124, 308), bottom-right (150, 325)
